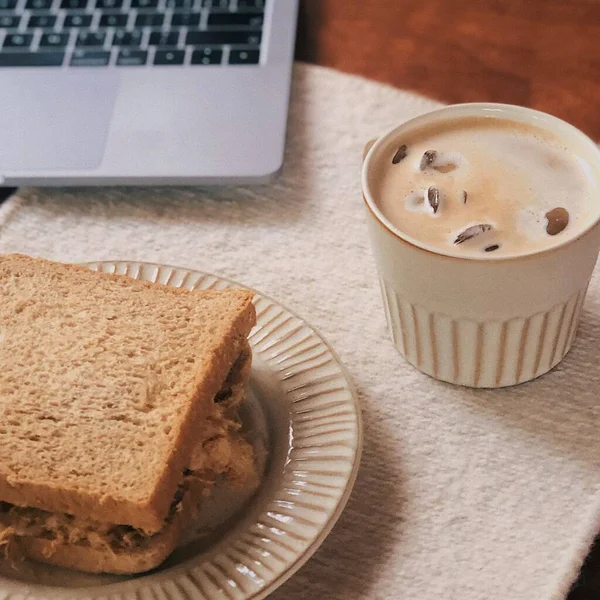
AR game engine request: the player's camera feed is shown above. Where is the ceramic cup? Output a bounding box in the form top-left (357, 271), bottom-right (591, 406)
top-left (362, 103), bottom-right (600, 388)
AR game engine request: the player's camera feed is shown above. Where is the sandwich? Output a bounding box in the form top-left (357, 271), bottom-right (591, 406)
top-left (0, 254), bottom-right (259, 574)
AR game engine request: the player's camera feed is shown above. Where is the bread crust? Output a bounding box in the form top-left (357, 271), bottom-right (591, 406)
top-left (0, 254), bottom-right (256, 532)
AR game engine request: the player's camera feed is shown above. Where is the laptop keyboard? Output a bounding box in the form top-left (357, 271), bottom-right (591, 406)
top-left (0, 0), bottom-right (263, 67)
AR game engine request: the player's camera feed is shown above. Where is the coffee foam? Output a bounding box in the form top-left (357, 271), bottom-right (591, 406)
top-left (371, 116), bottom-right (598, 257)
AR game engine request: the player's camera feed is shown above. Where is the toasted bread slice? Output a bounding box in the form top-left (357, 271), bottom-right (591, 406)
top-left (0, 341), bottom-right (258, 575)
top-left (0, 254), bottom-right (256, 533)
top-left (1, 429), bottom-right (259, 574)
top-left (3, 490), bottom-right (195, 575)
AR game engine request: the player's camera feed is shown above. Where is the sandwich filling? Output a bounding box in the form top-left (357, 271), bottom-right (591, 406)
top-left (0, 345), bottom-right (256, 558)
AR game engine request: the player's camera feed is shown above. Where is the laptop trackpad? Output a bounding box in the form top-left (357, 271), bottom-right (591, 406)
top-left (0, 71), bottom-right (119, 172)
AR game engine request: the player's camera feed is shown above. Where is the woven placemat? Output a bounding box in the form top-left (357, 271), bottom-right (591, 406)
top-left (0, 63), bottom-right (599, 600)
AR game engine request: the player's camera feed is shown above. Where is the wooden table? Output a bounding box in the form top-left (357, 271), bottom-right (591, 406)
top-left (295, 1), bottom-right (600, 598)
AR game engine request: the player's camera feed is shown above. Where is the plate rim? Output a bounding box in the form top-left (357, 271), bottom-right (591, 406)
top-left (0, 260), bottom-right (363, 600)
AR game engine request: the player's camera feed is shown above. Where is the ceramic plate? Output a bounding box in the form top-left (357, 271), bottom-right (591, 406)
top-left (0, 261), bottom-right (362, 600)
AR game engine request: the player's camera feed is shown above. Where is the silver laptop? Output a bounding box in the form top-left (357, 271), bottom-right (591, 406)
top-left (0, 0), bottom-right (298, 186)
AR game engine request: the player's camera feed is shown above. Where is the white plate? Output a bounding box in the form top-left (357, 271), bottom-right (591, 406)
top-left (0, 261), bottom-right (362, 600)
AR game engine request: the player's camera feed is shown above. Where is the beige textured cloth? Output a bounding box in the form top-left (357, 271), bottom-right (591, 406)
top-left (0, 64), bottom-right (599, 599)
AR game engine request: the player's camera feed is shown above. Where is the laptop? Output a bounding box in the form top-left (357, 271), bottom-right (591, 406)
top-left (0, 0), bottom-right (298, 186)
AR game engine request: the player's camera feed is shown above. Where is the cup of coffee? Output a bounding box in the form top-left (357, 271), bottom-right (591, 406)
top-left (362, 103), bottom-right (600, 387)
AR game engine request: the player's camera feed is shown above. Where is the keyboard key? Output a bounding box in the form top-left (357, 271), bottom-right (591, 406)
top-left (165, 0), bottom-right (192, 8)
top-left (76, 30), bottom-right (105, 45)
top-left (131, 0), bottom-right (157, 8)
top-left (116, 47), bottom-right (146, 65)
top-left (237, 0), bottom-right (263, 7)
top-left (25, 0), bottom-right (52, 9)
top-left (229, 48), bottom-right (259, 64)
top-left (149, 30), bottom-right (178, 46)
top-left (70, 48), bottom-right (110, 65)
top-left (135, 12), bottom-right (163, 26)
top-left (0, 51), bottom-right (63, 65)
top-left (0, 0), bottom-right (18, 10)
top-left (171, 12), bottom-right (199, 27)
top-left (186, 30), bottom-right (260, 45)
top-left (3, 33), bottom-right (33, 47)
top-left (154, 48), bottom-right (183, 65)
top-left (40, 32), bottom-right (69, 46)
top-left (99, 12), bottom-right (127, 27)
top-left (190, 47), bottom-right (221, 64)
top-left (60, 0), bottom-right (88, 8)
top-left (63, 13), bottom-right (92, 26)
top-left (96, 0), bottom-right (122, 8)
top-left (207, 11), bottom-right (263, 27)
top-left (27, 14), bottom-right (57, 28)
top-left (201, 0), bottom-right (229, 7)
top-left (112, 28), bottom-right (142, 45)
top-left (0, 15), bottom-right (20, 27)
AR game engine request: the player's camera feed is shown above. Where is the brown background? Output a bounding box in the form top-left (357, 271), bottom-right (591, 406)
top-left (296, 0), bottom-right (600, 139)
top-left (295, 0), bottom-right (600, 598)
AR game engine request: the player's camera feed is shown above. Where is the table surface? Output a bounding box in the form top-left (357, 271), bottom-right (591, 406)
top-left (295, 1), bottom-right (600, 598)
